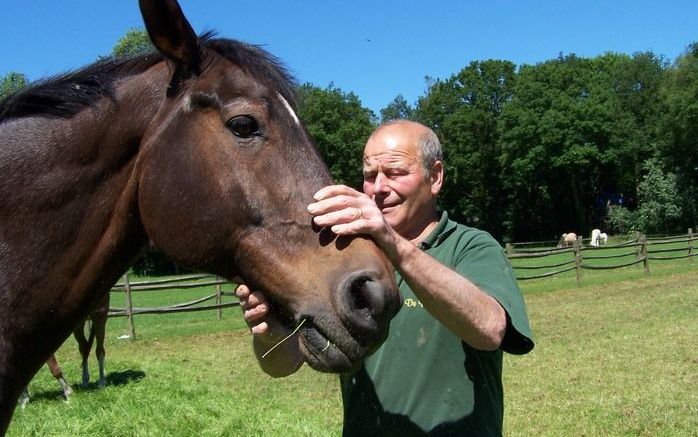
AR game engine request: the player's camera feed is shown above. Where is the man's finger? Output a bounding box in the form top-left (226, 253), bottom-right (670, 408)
top-left (312, 207), bottom-right (365, 228)
top-left (250, 321), bottom-right (269, 335)
top-left (243, 304), bottom-right (265, 319)
top-left (307, 194), bottom-right (356, 216)
top-left (312, 184), bottom-right (358, 201)
top-left (330, 220), bottom-right (369, 236)
top-left (234, 284), bottom-right (250, 298)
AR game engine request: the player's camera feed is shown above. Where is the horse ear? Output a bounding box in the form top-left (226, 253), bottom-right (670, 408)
top-left (139, 0), bottom-right (201, 79)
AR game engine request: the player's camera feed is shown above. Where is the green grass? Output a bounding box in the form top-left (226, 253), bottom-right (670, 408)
top-left (7, 259), bottom-right (698, 436)
top-left (505, 263), bottom-right (698, 436)
top-left (509, 235), bottom-right (696, 292)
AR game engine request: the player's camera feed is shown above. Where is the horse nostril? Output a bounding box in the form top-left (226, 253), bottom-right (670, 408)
top-left (336, 272), bottom-right (388, 339)
top-left (348, 276), bottom-right (383, 316)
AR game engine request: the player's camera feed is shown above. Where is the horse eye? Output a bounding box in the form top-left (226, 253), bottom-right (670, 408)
top-left (227, 116), bottom-right (260, 138)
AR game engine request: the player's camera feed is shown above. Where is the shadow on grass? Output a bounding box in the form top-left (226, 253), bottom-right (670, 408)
top-left (106, 369), bottom-right (146, 386)
top-left (26, 370), bottom-right (146, 402)
top-left (77, 369), bottom-right (147, 391)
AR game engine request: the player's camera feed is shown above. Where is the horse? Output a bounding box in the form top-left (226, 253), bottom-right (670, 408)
top-left (590, 229), bottom-right (609, 247)
top-left (17, 354), bottom-right (72, 409)
top-left (599, 232), bottom-right (608, 245)
top-left (18, 292), bottom-right (109, 407)
top-left (74, 291), bottom-right (110, 389)
top-left (558, 232), bottom-right (578, 248)
top-left (591, 229), bottom-right (601, 247)
top-left (0, 1), bottom-right (400, 432)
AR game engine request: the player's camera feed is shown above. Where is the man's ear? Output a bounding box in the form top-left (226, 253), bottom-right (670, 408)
top-left (430, 160), bottom-right (443, 195)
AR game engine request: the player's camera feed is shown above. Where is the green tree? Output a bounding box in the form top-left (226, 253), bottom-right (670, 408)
top-left (0, 71), bottom-right (28, 100)
top-left (498, 53), bottom-right (663, 240)
top-left (380, 94), bottom-right (415, 122)
top-left (607, 159), bottom-right (683, 235)
top-left (599, 51), bottom-right (667, 203)
top-left (635, 158), bottom-right (683, 233)
top-left (296, 83), bottom-right (376, 189)
top-left (661, 42), bottom-right (698, 227)
top-left (606, 204), bottom-right (636, 235)
top-left (415, 60), bottom-right (516, 239)
top-left (112, 28), bottom-right (153, 57)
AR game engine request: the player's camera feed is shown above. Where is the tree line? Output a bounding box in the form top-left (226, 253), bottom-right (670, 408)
top-left (3, 30), bottom-right (697, 245)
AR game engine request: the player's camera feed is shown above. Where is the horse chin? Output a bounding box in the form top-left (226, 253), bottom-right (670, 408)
top-left (296, 321), bottom-right (366, 373)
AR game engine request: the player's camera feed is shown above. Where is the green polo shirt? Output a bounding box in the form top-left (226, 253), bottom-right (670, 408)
top-left (340, 212), bottom-right (534, 436)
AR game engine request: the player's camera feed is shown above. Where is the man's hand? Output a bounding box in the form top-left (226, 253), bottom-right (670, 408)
top-left (234, 284), bottom-right (305, 376)
top-left (307, 185), bottom-right (393, 248)
top-left (235, 284), bottom-right (273, 335)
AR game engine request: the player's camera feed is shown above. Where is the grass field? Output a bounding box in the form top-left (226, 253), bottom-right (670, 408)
top-left (7, 258), bottom-right (698, 436)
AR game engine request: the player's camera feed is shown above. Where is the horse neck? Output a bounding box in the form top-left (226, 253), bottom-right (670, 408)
top-left (0, 64), bottom-right (170, 310)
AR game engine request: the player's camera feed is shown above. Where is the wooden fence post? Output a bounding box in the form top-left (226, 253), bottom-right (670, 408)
top-left (216, 276), bottom-right (222, 320)
top-left (574, 236), bottom-right (583, 283)
top-left (505, 243), bottom-right (513, 256)
top-left (634, 231), bottom-right (642, 260)
top-left (124, 272), bottom-right (136, 341)
top-left (689, 228), bottom-right (694, 262)
top-left (640, 234), bottom-right (649, 273)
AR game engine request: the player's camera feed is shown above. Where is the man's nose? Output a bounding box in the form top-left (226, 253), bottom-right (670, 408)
top-left (373, 173), bottom-right (390, 194)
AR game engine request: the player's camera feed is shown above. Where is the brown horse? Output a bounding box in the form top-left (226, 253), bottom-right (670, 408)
top-left (17, 355), bottom-right (72, 408)
top-left (18, 292), bottom-right (109, 407)
top-left (558, 232), bottom-right (578, 248)
top-left (74, 292), bottom-right (110, 389)
top-left (0, 0), bottom-right (400, 432)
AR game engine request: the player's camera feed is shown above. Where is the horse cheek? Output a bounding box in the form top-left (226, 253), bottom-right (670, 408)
top-left (137, 146), bottom-right (230, 270)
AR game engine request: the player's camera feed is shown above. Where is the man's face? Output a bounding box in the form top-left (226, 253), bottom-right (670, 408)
top-left (362, 124), bottom-right (438, 238)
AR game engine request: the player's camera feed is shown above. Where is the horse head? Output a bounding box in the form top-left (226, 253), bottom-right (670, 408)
top-left (135, 0), bottom-right (400, 372)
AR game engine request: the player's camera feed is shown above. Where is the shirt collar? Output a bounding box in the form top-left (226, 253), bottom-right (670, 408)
top-left (418, 211), bottom-right (457, 250)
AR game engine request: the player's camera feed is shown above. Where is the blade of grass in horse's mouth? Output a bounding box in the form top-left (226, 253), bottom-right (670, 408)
top-left (261, 318), bottom-right (307, 359)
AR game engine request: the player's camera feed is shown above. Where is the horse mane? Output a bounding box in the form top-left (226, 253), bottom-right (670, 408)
top-left (205, 35), bottom-right (298, 107)
top-left (0, 33), bottom-right (298, 123)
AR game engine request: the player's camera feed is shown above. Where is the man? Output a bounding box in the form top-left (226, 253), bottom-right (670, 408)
top-left (236, 120), bottom-right (534, 435)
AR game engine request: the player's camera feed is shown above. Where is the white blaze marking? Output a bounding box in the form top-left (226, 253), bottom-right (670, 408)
top-left (182, 95), bottom-right (192, 113)
top-left (278, 93), bottom-right (300, 125)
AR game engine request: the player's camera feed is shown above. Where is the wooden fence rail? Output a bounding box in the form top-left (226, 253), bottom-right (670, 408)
top-left (108, 273), bottom-right (239, 341)
top-left (107, 229), bottom-right (696, 339)
top-left (509, 228), bottom-right (697, 282)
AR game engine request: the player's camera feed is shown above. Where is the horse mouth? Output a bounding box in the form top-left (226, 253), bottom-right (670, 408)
top-left (296, 319), bottom-right (359, 373)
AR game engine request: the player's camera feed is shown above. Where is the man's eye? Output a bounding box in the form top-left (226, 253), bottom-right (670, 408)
top-left (227, 116), bottom-right (260, 138)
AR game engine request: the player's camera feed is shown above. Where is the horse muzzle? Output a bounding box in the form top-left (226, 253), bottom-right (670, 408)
top-left (297, 270), bottom-right (401, 372)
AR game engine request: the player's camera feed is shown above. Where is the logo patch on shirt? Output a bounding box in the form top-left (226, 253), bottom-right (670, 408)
top-left (404, 298), bottom-right (424, 308)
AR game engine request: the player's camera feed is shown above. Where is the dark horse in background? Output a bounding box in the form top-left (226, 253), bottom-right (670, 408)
top-left (0, 0), bottom-right (400, 432)
top-left (19, 292), bottom-right (110, 407)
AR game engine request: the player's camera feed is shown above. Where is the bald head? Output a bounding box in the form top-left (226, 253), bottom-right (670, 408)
top-left (362, 119), bottom-right (444, 240)
top-left (367, 120), bottom-right (442, 177)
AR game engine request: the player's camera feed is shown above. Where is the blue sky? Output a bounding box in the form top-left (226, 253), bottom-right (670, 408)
top-left (1, 1), bottom-right (697, 114)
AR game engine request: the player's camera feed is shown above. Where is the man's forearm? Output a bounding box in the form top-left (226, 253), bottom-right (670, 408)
top-left (385, 232), bottom-right (507, 350)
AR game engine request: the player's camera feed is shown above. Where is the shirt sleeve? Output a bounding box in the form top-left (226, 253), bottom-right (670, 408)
top-left (454, 229), bottom-right (534, 355)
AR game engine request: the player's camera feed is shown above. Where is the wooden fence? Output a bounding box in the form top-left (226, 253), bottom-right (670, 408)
top-left (506, 228), bottom-right (696, 281)
top-left (107, 273), bottom-right (239, 340)
top-left (106, 229), bottom-right (696, 339)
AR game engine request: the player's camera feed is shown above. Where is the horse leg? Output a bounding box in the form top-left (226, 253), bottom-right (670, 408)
top-left (93, 313), bottom-right (107, 388)
top-left (93, 292), bottom-right (110, 389)
top-left (45, 354), bottom-right (72, 400)
top-left (17, 389), bottom-right (29, 409)
top-left (0, 344), bottom-right (56, 434)
top-left (73, 321), bottom-right (92, 388)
